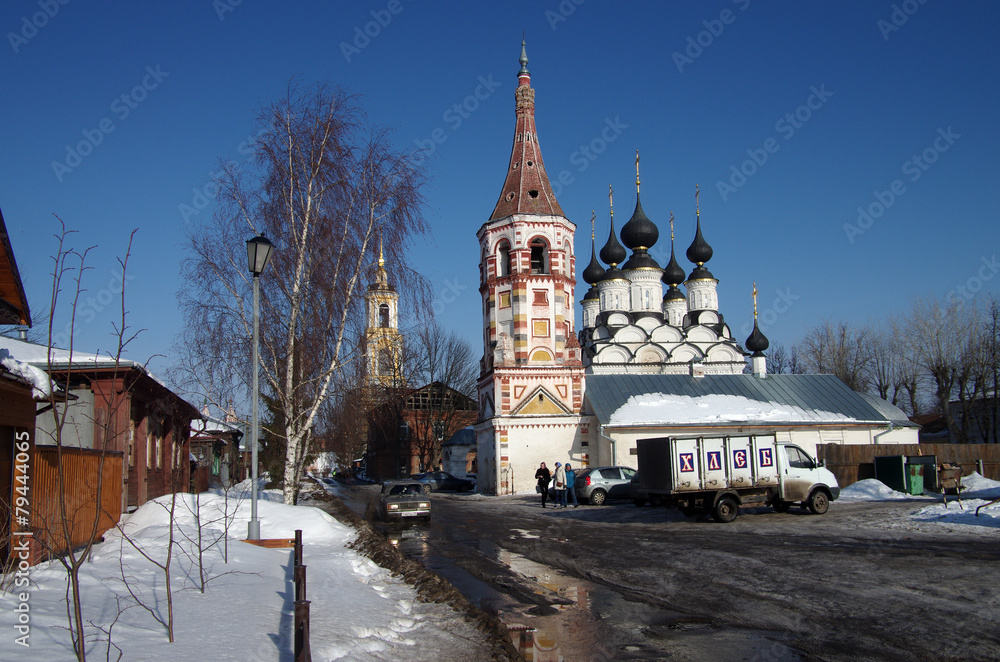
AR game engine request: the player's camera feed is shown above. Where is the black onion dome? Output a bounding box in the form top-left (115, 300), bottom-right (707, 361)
top-left (745, 319), bottom-right (770, 354)
top-left (583, 244), bottom-right (606, 284)
top-left (600, 265), bottom-right (626, 282)
top-left (686, 216), bottom-right (713, 265)
top-left (620, 194), bottom-right (659, 250)
top-left (661, 245), bottom-right (685, 286)
top-left (622, 249), bottom-right (660, 271)
top-left (599, 219), bottom-right (627, 267)
top-left (583, 285), bottom-right (600, 301)
top-left (663, 286), bottom-right (686, 302)
top-left (688, 264), bottom-right (715, 281)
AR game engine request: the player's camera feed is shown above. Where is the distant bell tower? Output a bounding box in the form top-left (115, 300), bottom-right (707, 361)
top-left (364, 241), bottom-right (403, 387)
top-left (475, 41), bottom-right (585, 495)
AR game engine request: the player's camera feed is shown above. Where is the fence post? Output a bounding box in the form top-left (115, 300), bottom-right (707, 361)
top-left (293, 529), bottom-right (311, 662)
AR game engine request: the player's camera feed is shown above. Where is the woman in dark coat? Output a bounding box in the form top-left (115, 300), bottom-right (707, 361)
top-left (535, 462), bottom-right (552, 508)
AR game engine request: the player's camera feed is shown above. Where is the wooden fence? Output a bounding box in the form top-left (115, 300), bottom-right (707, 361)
top-left (31, 447), bottom-right (123, 562)
top-left (817, 443), bottom-right (1000, 489)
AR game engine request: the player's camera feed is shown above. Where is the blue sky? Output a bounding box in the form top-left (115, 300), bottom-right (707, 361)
top-left (1, 1), bottom-right (998, 382)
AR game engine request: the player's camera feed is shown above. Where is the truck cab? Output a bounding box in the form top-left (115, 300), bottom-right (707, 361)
top-left (773, 442), bottom-right (841, 514)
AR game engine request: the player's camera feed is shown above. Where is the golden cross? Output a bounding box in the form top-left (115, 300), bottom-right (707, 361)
top-left (635, 150), bottom-right (640, 191)
top-left (609, 184), bottom-right (614, 219)
top-left (752, 282), bottom-right (759, 319)
top-left (590, 210), bottom-right (595, 240)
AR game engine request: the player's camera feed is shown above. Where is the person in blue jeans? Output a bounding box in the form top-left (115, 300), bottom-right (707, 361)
top-left (553, 462), bottom-right (567, 508)
top-left (565, 463), bottom-right (578, 507)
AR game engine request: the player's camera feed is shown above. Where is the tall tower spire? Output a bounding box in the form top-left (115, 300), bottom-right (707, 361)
top-left (488, 41), bottom-right (565, 221)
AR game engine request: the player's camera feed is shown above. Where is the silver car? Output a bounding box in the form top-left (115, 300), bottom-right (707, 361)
top-left (575, 466), bottom-right (636, 505)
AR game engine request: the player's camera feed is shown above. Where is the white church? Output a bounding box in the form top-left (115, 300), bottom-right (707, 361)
top-left (473, 44), bottom-right (916, 495)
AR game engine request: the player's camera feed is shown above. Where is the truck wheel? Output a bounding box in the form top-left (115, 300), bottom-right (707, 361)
top-left (650, 495), bottom-right (663, 507)
top-left (590, 489), bottom-right (607, 506)
top-left (773, 500), bottom-right (792, 513)
top-left (807, 490), bottom-right (830, 515)
top-left (712, 496), bottom-right (739, 523)
top-left (632, 498), bottom-right (646, 507)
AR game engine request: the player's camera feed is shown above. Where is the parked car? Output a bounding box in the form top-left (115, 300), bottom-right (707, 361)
top-left (628, 472), bottom-right (663, 506)
top-left (378, 481), bottom-right (432, 522)
top-left (410, 471), bottom-right (475, 493)
top-left (575, 466), bottom-right (636, 505)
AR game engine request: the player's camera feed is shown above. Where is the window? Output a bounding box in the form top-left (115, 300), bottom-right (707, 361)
top-left (786, 446), bottom-right (814, 469)
top-left (378, 348), bottom-right (393, 375)
top-left (497, 240), bottom-right (511, 277)
top-left (600, 468), bottom-right (621, 479)
top-left (379, 303), bottom-right (390, 328)
top-left (532, 319), bottom-right (549, 337)
top-left (498, 292), bottom-right (511, 308)
top-left (530, 238), bottom-right (548, 274)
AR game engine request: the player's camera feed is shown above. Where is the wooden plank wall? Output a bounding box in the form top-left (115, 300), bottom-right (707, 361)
top-left (31, 447), bottom-right (123, 562)
top-left (817, 444), bottom-right (1000, 488)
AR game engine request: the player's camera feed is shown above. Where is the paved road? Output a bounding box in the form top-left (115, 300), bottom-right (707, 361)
top-left (345, 486), bottom-right (1000, 661)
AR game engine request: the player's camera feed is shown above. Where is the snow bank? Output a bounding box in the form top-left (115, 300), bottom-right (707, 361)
top-left (838, 478), bottom-right (915, 502)
top-left (0, 491), bottom-right (488, 661)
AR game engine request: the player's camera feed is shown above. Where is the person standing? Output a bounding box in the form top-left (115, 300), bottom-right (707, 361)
top-left (535, 462), bottom-right (551, 508)
top-left (553, 462), bottom-right (567, 508)
top-left (565, 463), bottom-right (578, 507)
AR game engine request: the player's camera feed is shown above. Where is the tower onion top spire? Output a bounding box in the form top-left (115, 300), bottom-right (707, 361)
top-left (583, 210), bottom-right (606, 284)
top-left (599, 185), bottom-right (627, 268)
top-left (686, 185), bottom-right (714, 278)
top-left (487, 40), bottom-right (565, 222)
top-left (621, 151), bottom-right (659, 251)
top-left (661, 212), bottom-right (686, 287)
top-left (745, 283), bottom-right (770, 354)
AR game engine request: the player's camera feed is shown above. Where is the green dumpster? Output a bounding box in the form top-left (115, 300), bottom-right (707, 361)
top-left (907, 464), bottom-right (924, 495)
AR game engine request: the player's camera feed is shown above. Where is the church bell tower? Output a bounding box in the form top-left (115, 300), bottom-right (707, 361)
top-left (474, 42), bottom-right (585, 495)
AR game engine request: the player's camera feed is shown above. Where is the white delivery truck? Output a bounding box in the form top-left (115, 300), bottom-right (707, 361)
top-left (635, 434), bottom-right (840, 523)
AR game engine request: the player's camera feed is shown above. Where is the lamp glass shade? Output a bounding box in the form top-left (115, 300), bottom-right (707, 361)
top-left (246, 235), bottom-right (274, 275)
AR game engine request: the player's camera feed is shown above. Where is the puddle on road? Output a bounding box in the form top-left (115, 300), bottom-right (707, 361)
top-left (384, 525), bottom-right (682, 661)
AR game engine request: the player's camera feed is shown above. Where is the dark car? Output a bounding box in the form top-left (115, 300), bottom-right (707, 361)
top-left (378, 481), bottom-right (432, 522)
top-left (410, 471), bottom-right (475, 493)
top-left (575, 466), bottom-right (636, 505)
top-left (628, 471), bottom-right (663, 506)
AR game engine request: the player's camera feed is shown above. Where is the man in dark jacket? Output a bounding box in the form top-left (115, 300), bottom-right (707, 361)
top-left (535, 462), bottom-right (551, 508)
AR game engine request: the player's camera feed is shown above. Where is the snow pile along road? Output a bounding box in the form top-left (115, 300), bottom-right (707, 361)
top-left (0, 489), bottom-right (491, 661)
top-left (840, 473), bottom-right (1000, 533)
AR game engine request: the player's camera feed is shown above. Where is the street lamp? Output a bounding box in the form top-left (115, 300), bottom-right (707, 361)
top-left (246, 233), bottom-right (273, 540)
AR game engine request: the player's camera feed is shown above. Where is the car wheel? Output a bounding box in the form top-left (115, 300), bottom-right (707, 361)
top-left (421, 484), bottom-right (432, 495)
top-left (712, 496), bottom-right (739, 523)
top-left (773, 500), bottom-right (792, 513)
top-left (590, 489), bottom-right (607, 506)
top-left (807, 490), bottom-right (830, 515)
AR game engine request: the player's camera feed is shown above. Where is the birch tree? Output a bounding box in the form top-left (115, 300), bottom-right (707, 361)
top-left (178, 83), bottom-right (428, 504)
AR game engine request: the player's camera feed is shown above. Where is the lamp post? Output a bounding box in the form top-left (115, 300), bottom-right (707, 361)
top-left (246, 233), bottom-right (273, 540)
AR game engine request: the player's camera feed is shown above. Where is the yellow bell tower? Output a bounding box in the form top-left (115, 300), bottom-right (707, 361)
top-left (364, 242), bottom-right (404, 387)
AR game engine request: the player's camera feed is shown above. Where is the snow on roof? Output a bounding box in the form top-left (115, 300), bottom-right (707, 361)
top-left (608, 392), bottom-right (856, 427)
top-left (191, 415), bottom-right (243, 436)
top-left (0, 348), bottom-right (52, 399)
top-left (587, 373), bottom-right (904, 428)
top-left (0, 335), bottom-right (193, 410)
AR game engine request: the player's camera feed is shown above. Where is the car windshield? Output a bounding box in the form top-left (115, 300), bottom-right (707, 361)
top-left (387, 484), bottom-right (420, 495)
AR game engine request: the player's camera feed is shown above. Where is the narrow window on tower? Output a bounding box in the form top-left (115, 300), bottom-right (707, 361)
top-left (379, 303), bottom-right (390, 328)
top-left (497, 240), bottom-right (511, 277)
top-left (530, 238), bottom-right (548, 274)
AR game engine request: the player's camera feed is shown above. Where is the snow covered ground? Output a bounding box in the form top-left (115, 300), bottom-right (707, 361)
top-left (2, 473), bottom-right (998, 661)
top-left (838, 472), bottom-right (1000, 534)
top-left (0, 481), bottom-right (490, 661)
